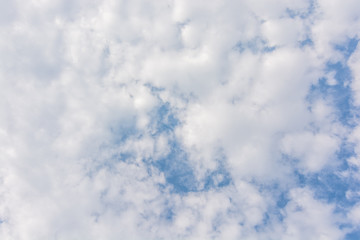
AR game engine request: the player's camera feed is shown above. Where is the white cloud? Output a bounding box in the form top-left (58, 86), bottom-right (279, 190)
top-left (312, 0), bottom-right (360, 62)
top-left (348, 203), bottom-right (360, 226)
top-left (281, 132), bottom-right (340, 172)
top-left (349, 42), bottom-right (360, 105)
top-left (262, 18), bottom-right (306, 47)
top-left (281, 188), bottom-right (344, 240)
top-left (0, 0), bottom-right (359, 239)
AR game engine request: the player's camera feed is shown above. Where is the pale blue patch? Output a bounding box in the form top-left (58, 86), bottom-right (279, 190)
top-left (307, 172), bottom-right (350, 206)
top-left (147, 99), bottom-right (233, 193)
top-left (334, 38), bottom-right (359, 59)
top-left (346, 230), bottom-right (360, 240)
top-left (203, 168), bottom-right (232, 190)
top-left (155, 141), bottom-right (198, 193)
top-left (155, 103), bottom-right (180, 133)
top-left (293, 165), bottom-right (360, 238)
top-left (147, 101), bottom-right (197, 192)
top-left (299, 38), bottom-right (313, 48)
top-left (98, 45), bottom-right (111, 78)
top-left (276, 191), bottom-right (290, 209)
top-left (254, 213), bottom-right (271, 233)
top-left (229, 40), bottom-right (360, 230)
top-left (162, 207), bottom-right (175, 221)
top-left (291, 141), bottom-right (359, 206)
top-left (146, 97), bottom-right (180, 137)
top-left (234, 39), bottom-right (276, 54)
top-left (308, 69), bottom-right (354, 126)
top-left (285, 0), bottom-right (315, 19)
top-left (301, 41), bottom-right (360, 237)
top-left (302, 39), bottom-right (360, 217)
top-left (259, 183), bottom-right (291, 224)
top-left (109, 119), bottom-right (138, 144)
top-left (153, 143), bottom-right (233, 193)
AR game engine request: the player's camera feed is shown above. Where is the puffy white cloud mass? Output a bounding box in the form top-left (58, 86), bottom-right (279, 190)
top-left (0, 0), bottom-right (359, 239)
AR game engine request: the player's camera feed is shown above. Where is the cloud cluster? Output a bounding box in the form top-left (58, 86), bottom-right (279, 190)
top-left (1, 0), bottom-right (359, 239)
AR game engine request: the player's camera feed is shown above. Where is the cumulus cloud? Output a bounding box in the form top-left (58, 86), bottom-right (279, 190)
top-left (281, 132), bottom-right (340, 172)
top-left (0, 0), bottom-right (359, 239)
top-left (349, 43), bottom-right (360, 105)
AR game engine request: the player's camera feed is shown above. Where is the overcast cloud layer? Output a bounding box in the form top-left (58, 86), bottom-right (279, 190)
top-left (1, 0), bottom-right (360, 239)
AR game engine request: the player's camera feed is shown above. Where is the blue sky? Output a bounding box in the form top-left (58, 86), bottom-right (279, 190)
top-left (1, 0), bottom-right (360, 239)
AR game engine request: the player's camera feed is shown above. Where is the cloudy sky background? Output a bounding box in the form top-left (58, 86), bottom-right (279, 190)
top-left (1, 0), bottom-right (360, 239)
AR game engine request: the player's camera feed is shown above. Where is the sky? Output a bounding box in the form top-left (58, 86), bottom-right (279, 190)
top-left (1, 0), bottom-right (360, 239)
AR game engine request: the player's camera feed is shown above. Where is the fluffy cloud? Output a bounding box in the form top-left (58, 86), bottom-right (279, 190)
top-left (281, 188), bottom-right (344, 239)
top-left (281, 132), bottom-right (340, 172)
top-left (349, 43), bottom-right (360, 105)
top-left (0, 0), bottom-right (359, 239)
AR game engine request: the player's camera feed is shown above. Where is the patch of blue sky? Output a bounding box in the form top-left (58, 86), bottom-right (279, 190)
top-left (291, 168), bottom-right (360, 225)
top-left (300, 40), bottom-right (360, 217)
top-left (84, 151), bottom-right (136, 180)
top-left (328, 38), bottom-right (360, 125)
top-left (276, 148), bottom-right (357, 227)
top-left (109, 115), bottom-right (138, 144)
top-left (128, 97), bottom-right (195, 193)
top-left (83, 115), bottom-right (141, 176)
top-left (337, 141), bottom-right (357, 169)
top-left (254, 212), bottom-right (271, 233)
top-left (204, 172), bottom-right (231, 192)
top-left (283, 145), bottom-right (355, 206)
top-left (306, 172), bottom-right (352, 207)
top-left (203, 168), bottom-right (232, 190)
top-left (146, 99), bottom-right (180, 138)
top-left (335, 38), bottom-right (359, 59)
top-left (144, 82), bottom-right (166, 93)
top-left (285, 0), bottom-right (315, 19)
top-left (346, 229), bottom-right (360, 240)
top-left (234, 38), bottom-right (276, 54)
top-left (154, 140), bottom-right (198, 193)
top-left (299, 38), bottom-right (313, 48)
top-left (276, 190), bottom-right (290, 209)
top-left (145, 98), bottom-right (233, 193)
top-left (289, 170), bottom-right (360, 239)
top-left (161, 206), bottom-right (175, 221)
top-left (154, 140), bottom-right (232, 193)
top-left (308, 67), bottom-right (354, 126)
top-left (255, 182), bottom-right (290, 223)
top-left (302, 49), bottom-right (360, 221)
top-left (155, 103), bottom-right (180, 133)
top-left (290, 172), bottom-right (360, 237)
top-left (235, 37), bottom-right (314, 54)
